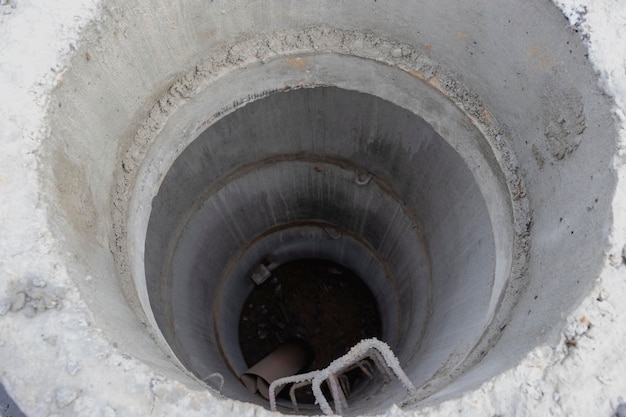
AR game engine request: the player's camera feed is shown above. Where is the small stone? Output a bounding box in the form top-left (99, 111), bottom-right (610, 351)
top-left (55, 387), bottom-right (80, 408)
top-left (391, 48), bottom-right (402, 58)
top-left (43, 335), bottom-right (58, 346)
top-left (66, 361), bottom-right (80, 376)
top-left (574, 320), bottom-right (590, 335)
top-left (44, 294), bottom-right (59, 309)
top-left (25, 285), bottom-right (43, 300)
top-left (31, 276), bottom-right (47, 288)
top-left (33, 297), bottom-right (46, 312)
top-left (10, 292), bottom-right (26, 312)
top-left (22, 304), bottom-right (37, 317)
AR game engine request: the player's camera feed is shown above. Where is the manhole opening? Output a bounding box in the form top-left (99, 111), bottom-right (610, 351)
top-left (141, 85), bottom-right (515, 414)
top-left (239, 258), bottom-right (383, 404)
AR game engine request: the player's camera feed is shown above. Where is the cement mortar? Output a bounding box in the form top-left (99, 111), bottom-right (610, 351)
top-left (0, 1), bottom-right (625, 417)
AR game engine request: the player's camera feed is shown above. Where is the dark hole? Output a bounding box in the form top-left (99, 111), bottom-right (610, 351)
top-left (239, 259), bottom-right (383, 404)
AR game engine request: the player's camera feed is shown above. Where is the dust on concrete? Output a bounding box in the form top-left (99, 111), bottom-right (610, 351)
top-left (239, 259), bottom-right (382, 400)
top-left (532, 145), bottom-right (546, 169)
top-left (542, 87), bottom-right (586, 160)
top-left (52, 149), bottom-right (99, 235)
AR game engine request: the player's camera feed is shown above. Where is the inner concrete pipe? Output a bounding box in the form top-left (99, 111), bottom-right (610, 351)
top-left (0, 0), bottom-right (622, 416)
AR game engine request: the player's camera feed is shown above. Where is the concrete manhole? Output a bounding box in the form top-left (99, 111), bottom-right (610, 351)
top-left (135, 79), bottom-right (527, 414)
top-left (1, 1), bottom-right (623, 416)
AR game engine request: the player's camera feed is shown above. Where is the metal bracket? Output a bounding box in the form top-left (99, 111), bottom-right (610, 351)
top-left (269, 338), bottom-right (417, 415)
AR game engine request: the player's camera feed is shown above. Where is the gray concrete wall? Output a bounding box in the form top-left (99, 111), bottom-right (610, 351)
top-left (144, 86), bottom-right (497, 411)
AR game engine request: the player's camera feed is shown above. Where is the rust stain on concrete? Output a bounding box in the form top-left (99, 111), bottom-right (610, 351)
top-left (408, 69), bottom-right (425, 79)
top-left (286, 57), bottom-right (307, 70)
top-left (481, 108), bottom-right (492, 123)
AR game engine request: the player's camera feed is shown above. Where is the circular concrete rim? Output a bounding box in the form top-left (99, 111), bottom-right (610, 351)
top-left (49, 20), bottom-right (617, 416)
top-left (117, 28), bottom-right (531, 337)
top-left (121, 36), bottom-right (529, 412)
top-left (1, 1), bottom-right (623, 416)
top-left (137, 79), bottom-right (513, 412)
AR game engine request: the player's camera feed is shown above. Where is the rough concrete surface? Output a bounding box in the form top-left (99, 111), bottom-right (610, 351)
top-left (0, 1), bottom-right (625, 417)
